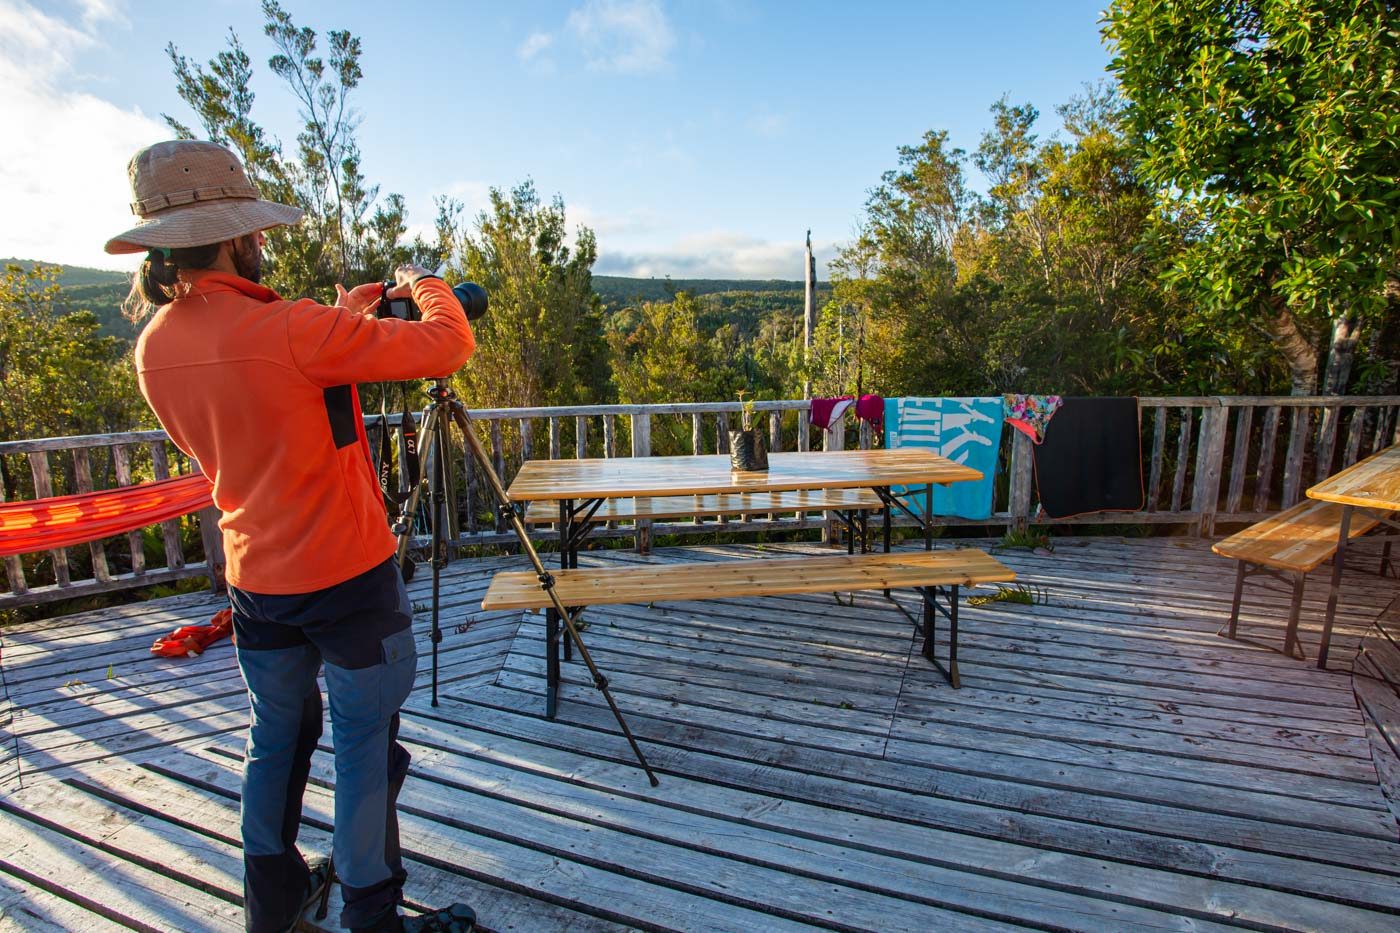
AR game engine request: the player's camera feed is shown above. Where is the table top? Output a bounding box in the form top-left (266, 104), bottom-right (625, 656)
top-left (1307, 443), bottom-right (1400, 510)
top-left (505, 448), bottom-right (983, 502)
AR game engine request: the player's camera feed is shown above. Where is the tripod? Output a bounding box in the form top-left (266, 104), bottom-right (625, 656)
top-left (389, 379), bottom-right (659, 785)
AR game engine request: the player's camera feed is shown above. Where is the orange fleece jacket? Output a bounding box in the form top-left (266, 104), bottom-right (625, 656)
top-left (136, 271), bottom-right (475, 594)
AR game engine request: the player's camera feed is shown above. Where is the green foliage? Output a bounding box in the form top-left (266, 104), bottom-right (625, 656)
top-left (165, 2), bottom-right (410, 299)
top-left (0, 264), bottom-right (147, 447)
top-left (444, 181), bottom-right (608, 408)
top-left (1105, 0), bottom-right (1400, 392)
top-left (819, 85), bottom-right (1289, 398)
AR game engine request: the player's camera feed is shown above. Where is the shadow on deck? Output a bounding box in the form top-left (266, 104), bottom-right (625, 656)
top-left (1, 537), bottom-right (1398, 931)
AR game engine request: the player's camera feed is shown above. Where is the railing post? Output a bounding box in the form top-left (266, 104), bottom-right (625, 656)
top-left (191, 460), bottom-right (226, 592)
top-left (1281, 406), bottom-right (1311, 508)
top-left (1191, 402), bottom-right (1229, 536)
top-left (631, 413), bottom-right (652, 553)
top-left (147, 444), bottom-right (186, 572)
top-left (1008, 431), bottom-right (1034, 534)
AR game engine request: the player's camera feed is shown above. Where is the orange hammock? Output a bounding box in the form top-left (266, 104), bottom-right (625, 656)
top-left (0, 474), bottom-right (214, 557)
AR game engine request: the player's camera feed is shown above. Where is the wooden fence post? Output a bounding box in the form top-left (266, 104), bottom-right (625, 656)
top-left (1007, 431), bottom-right (1034, 534)
top-left (1190, 403), bottom-right (1229, 536)
top-left (1281, 406), bottom-right (1311, 508)
top-left (631, 413), bottom-right (652, 553)
top-left (190, 459), bottom-right (226, 592)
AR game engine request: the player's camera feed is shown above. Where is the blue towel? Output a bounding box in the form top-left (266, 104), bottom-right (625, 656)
top-left (884, 397), bottom-right (1002, 519)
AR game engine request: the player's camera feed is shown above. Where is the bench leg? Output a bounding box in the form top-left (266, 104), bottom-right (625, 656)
top-left (545, 606), bottom-right (560, 719)
top-left (882, 486), bottom-right (892, 597)
top-left (1383, 540), bottom-right (1394, 578)
top-left (847, 510), bottom-right (855, 555)
top-left (948, 585), bottom-right (960, 688)
top-left (921, 591), bottom-right (936, 663)
top-left (1225, 561), bottom-right (1246, 639)
top-left (1283, 572), bottom-right (1306, 660)
top-left (920, 585), bottom-right (962, 689)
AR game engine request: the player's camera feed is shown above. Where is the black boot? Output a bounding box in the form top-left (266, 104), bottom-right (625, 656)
top-left (401, 904), bottom-right (476, 933)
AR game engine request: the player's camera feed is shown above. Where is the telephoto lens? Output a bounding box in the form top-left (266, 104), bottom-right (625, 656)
top-left (452, 282), bottom-right (489, 321)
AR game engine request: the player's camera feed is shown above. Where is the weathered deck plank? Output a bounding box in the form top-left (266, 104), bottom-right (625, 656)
top-left (1, 537), bottom-right (1398, 930)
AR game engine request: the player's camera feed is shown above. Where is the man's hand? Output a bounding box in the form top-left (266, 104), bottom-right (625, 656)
top-left (386, 263), bottom-right (433, 300)
top-left (334, 282), bottom-right (384, 318)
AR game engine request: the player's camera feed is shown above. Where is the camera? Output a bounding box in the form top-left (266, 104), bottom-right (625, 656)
top-left (378, 278), bottom-right (489, 322)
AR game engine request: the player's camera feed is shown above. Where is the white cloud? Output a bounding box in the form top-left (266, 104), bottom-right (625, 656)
top-left (518, 31), bottom-right (554, 61)
top-left (567, 0), bottom-right (675, 74)
top-left (596, 231), bottom-right (838, 280)
top-left (746, 108), bottom-right (791, 139)
top-left (77, 0), bottom-right (124, 32)
top-left (0, 0), bottom-right (166, 270)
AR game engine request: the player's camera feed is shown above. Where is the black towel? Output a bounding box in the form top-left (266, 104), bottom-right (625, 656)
top-left (1033, 397), bottom-right (1144, 518)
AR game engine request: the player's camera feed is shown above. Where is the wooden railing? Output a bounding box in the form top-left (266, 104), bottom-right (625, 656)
top-left (2, 395), bottom-right (1397, 609)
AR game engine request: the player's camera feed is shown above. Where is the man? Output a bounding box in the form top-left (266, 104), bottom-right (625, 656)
top-left (108, 139), bottom-right (477, 933)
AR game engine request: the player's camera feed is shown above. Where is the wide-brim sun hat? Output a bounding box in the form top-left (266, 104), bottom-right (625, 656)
top-left (104, 140), bottom-right (304, 255)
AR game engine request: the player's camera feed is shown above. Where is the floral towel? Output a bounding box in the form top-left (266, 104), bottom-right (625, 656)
top-left (1003, 393), bottom-right (1063, 445)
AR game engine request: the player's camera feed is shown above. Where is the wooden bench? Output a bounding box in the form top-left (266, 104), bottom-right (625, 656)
top-left (524, 488), bottom-right (882, 525)
top-left (1213, 500), bottom-right (1389, 658)
top-left (482, 548), bottom-right (1016, 716)
top-left (524, 488), bottom-right (886, 552)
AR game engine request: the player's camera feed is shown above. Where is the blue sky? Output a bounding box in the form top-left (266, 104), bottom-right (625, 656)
top-left (1, 0), bottom-right (1113, 278)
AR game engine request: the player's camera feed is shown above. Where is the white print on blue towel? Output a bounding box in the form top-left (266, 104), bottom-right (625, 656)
top-left (892, 398), bottom-right (996, 463)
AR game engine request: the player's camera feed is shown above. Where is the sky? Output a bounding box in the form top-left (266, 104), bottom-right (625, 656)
top-left (0, 0), bottom-right (1114, 279)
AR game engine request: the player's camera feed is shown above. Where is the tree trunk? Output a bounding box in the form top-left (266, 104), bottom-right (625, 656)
top-left (1321, 313), bottom-right (1361, 395)
top-left (1267, 299), bottom-right (1319, 395)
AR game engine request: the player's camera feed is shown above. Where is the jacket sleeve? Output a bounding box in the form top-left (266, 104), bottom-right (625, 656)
top-left (285, 277), bottom-right (476, 387)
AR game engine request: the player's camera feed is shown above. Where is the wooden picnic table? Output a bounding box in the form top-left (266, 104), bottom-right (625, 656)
top-left (500, 448), bottom-right (992, 715)
top-left (1307, 442), bottom-right (1400, 668)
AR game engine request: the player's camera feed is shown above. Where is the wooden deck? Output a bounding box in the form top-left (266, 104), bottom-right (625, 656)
top-left (1, 536), bottom-right (1398, 931)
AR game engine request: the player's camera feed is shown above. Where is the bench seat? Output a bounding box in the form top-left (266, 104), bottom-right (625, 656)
top-left (482, 548), bottom-right (1012, 610)
top-left (521, 488), bottom-right (885, 525)
top-left (1212, 499), bottom-right (1380, 572)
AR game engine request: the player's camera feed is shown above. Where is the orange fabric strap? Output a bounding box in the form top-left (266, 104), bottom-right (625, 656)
top-left (0, 474), bottom-right (214, 557)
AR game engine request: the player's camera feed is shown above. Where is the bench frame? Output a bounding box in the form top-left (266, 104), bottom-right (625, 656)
top-left (1220, 526), bottom-right (1394, 662)
top-left (539, 562), bottom-right (989, 718)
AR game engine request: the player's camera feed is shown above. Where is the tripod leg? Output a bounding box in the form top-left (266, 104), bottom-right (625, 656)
top-left (428, 407), bottom-right (453, 708)
top-left (449, 401), bottom-right (660, 786)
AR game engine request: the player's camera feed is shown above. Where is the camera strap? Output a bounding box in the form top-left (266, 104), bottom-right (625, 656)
top-left (375, 385), bottom-right (421, 508)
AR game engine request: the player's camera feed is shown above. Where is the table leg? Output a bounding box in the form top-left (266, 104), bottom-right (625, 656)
top-left (882, 486), bottom-right (892, 598)
top-left (562, 499), bottom-right (576, 662)
top-left (924, 484), bottom-right (933, 551)
top-left (1318, 504), bottom-right (1352, 670)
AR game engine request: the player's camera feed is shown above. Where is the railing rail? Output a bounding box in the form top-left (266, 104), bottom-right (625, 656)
top-left (2, 394), bottom-right (1397, 609)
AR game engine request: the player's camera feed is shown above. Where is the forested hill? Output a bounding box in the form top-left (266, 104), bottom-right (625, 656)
top-left (6, 258), bottom-right (827, 345)
top-left (593, 275), bottom-right (812, 306)
top-left (4, 257), bottom-right (135, 341)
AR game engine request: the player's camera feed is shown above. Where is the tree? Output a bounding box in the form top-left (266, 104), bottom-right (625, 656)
top-left (1105, 0), bottom-right (1400, 394)
top-left (165, 2), bottom-right (409, 299)
top-left (445, 181), bottom-right (609, 409)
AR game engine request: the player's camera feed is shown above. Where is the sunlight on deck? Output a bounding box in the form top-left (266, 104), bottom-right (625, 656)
top-left (1, 537), bottom-right (1398, 930)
